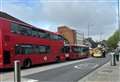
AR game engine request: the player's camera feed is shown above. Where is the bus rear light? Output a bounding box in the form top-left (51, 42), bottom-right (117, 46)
top-left (65, 54), bottom-right (69, 57)
top-left (0, 57), bottom-right (2, 65)
top-left (60, 56), bottom-right (64, 60)
top-left (0, 62), bottom-right (2, 65)
top-left (43, 56), bottom-right (47, 61)
top-left (0, 55), bottom-right (2, 58)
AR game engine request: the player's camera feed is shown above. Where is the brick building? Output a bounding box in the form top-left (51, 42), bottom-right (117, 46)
top-left (58, 26), bottom-right (76, 44)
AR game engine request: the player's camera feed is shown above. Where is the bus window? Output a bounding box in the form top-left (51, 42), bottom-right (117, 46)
top-left (81, 47), bottom-right (89, 52)
top-left (38, 31), bottom-right (49, 39)
top-left (11, 23), bottom-right (32, 36)
top-left (20, 26), bottom-right (32, 36)
top-left (61, 46), bottom-right (70, 53)
top-left (15, 45), bottom-right (22, 54)
top-left (15, 44), bottom-right (50, 55)
top-left (50, 34), bottom-right (58, 40)
top-left (31, 29), bottom-right (38, 37)
top-left (72, 46), bottom-right (81, 53)
top-left (11, 23), bottom-right (21, 34)
top-left (19, 26), bottom-right (27, 35)
top-left (15, 44), bottom-right (33, 55)
top-left (11, 23), bottom-right (50, 39)
top-left (58, 35), bottom-right (64, 40)
top-left (50, 34), bottom-right (64, 40)
top-left (33, 45), bottom-right (40, 54)
top-left (21, 45), bottom-right (33, 54)
top-left (38, 45), bottom-right (50, 54)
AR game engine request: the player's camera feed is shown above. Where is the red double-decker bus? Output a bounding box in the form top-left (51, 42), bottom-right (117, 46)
top-left (0, 12), bottom-right (65, 69)
top-left (61, 44), bottom-right (89, 60)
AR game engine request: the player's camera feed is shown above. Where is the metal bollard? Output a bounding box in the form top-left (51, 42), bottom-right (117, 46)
top-left (111, 52), bottom-right (116, 66)
top-left (116, 54), bottom-right (119, 62)
top-left (14, 60), bottom-right (21, 82)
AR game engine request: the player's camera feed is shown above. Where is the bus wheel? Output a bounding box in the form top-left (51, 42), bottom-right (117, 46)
top-left (23, 59), bottom-right (32, 68)
top-left (56, 57), bottom-right (61, 63)
top-left (66, 57), bottom-right (70, 61)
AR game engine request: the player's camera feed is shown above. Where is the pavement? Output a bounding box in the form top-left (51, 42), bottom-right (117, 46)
top-left (79, 59), bottom-right (120, 82)
top-left (0, 78), bottom-right (38, 82)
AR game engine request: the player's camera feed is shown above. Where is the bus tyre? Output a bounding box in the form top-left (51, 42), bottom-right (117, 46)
top-left (23, 59), bottom-right (32, 68)
top-left (56, 57), bottom-right (61, 63)
top-left (66, 57), bottom-right (70, 61)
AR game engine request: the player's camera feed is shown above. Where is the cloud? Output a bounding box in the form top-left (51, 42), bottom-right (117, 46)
top-left (1, 0), bottom-right (118, 41)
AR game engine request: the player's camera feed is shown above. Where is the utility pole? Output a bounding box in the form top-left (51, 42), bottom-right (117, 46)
top-left (88, 24), bottom-right (90, 38)
top-left (118, 0), bottom-right (120, 41)
top-left (99, 32), bottom-right (102, 41)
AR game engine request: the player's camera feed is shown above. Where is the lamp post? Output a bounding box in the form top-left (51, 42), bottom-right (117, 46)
top-left (118, 0), bottom-right (120, 41)
top-left (87, 23), bottom-right (91, 38)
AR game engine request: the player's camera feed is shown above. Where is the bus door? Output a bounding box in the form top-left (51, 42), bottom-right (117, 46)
top-left (71, 46), bottom-right (80, 59)
top-left (0, 29), bottom-right (3, 67)
top-left (81, 47), bottom-right (89, 57)
top-left (3, 50), bottom-right (11, 64)
top-left (62, 46), bottom-right (70, 60)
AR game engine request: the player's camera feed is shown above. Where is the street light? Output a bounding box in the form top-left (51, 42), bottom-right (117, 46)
top-left (118, 0), bottom-right (120, 41)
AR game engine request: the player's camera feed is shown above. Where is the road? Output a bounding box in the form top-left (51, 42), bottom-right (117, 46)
top-left (23, 55), bottom-right (111, 82)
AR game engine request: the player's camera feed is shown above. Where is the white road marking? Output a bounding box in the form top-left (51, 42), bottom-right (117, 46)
top-left (74, 65), bottom-right (78, 68)
top-left (27, 79), bottom-right (38, 82)
top-left (92, 64), bottom-right (99, 69)
top-left (74, 63), bottom-right (99, 70)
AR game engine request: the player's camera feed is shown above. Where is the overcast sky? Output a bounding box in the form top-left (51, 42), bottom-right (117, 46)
top-left (0, 0), bottom-right (119, 41)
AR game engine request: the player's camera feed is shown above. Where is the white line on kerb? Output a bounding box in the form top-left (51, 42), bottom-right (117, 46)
top-left (92, 64), bottom-right (99, 69)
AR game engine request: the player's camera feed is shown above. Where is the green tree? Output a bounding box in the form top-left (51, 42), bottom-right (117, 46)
top-left (107, 30), bottom-right (120, 49)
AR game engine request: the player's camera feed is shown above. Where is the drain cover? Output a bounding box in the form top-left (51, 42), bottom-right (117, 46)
top-left (102, 70), bottom-right (113, 73)
top-left (98, 69), bottom-right (113, 74)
